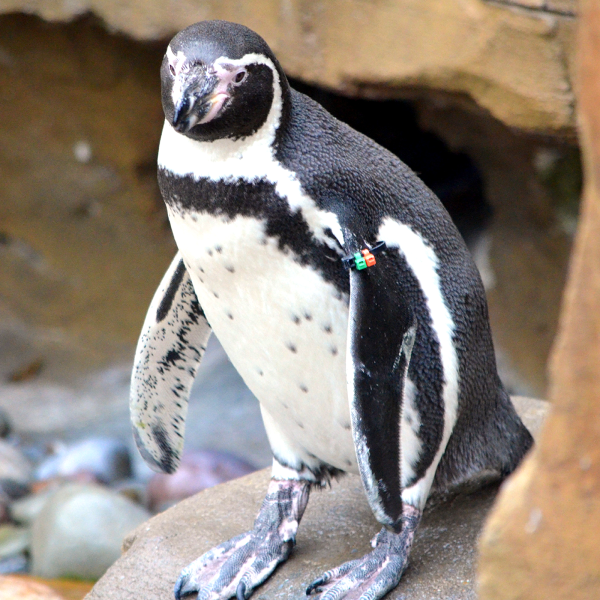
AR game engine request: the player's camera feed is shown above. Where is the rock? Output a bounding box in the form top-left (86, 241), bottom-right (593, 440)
top-left (0, 442), bottom-right (32, 487)
top-left (0, 1), bottom-right (576, 134)
top-left (0, 576), bottom-right (64, 600)
top-left (0, 556), bottom-right (27, 575)
top-left (478, 4), bottom-right (600, 598)
top-left (147, 450), bottom-right (255, 512)
top-left (0, 526), bottom-right (29, 560)
top-left (31, 484), bottom-right (150, 580)
top-left (34, 438), bottom-right (132, 485)
top-left (86, 397), bottom-right (546, 600)
top-left (10, 489), bottom-right (57, 526)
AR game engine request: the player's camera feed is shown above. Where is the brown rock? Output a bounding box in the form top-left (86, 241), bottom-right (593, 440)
top-left (478, 2), bottom-right (600, 598)
top-left (0, 576), bottom-right (64, 600)
top-left (0, 0), bottom-right (576, 134)
top-left (86, 397), bottom-right (546, 600)
top-left (147, 450), bottom-right (255, 512)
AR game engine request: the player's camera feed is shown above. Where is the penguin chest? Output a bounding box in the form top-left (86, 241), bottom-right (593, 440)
top-left (167, 207), bottom-right (358, 472)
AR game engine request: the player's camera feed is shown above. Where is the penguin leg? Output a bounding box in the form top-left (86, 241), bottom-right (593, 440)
top-left (305, 255), bottom-right (418, 600)
top-left (174, 471), bottom-right (310, 600)
top-left (306, 505), bottom-right (421, 600)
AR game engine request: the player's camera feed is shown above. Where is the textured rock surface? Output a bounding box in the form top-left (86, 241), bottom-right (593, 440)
top-left (0, 576), bottom-right (64, 600)
top-left (0, 576), bottom-right (94, 600)
top-left (478, 2), bottom-right (600, 598)
top-left (0, 0), bottom-right (576, 133)
top-left (85, 397), bottom-right (547, 600)
top-left (31, 484), bottom-right (150, 579)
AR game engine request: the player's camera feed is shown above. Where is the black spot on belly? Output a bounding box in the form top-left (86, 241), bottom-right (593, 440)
top-left (207, 249), bottom-right (213, 256)
top-left (286, 342), bottom-right (297, 353)
top-left (198, 265), bottom-right (204, 273)
top-left (343, 423), bottom-right (351, 430)
top-left (291, 314), bottom-right (301, 325)
top-left (227, 312), bottom-right (234, 320)
top-left (323, 324), bottom-right (332, 334)
top-left (295, 421), bottom-right (305, 429)
top-left (225, 264), bottom-right (235, 273)
top-left (345, 459), bottom-right (352, 467)
top-left (330, 346), bottom-right (338, 356)
top-left (215, 245), bottom-right (223, 254)
top-left (299, 383), bottom-right (308, 393)
top-left (257, 368), bottom-right (264, 376)
top-left (304, 312), bottom-right (312, 321)
top-left (213, 291), bottom-right (219, 298)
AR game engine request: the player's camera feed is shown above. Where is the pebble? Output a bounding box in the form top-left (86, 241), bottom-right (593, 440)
top-left (34, 438), bottom-right (132, 485)
top-left (10, 489), bottom-right (57, 526)
top-left (31, 483), bottom-right (150, 579)
top-left (0, 441), bottom-right (32, 487)
top-left (147, 449), bottom-right (255, 512)
top-left (0, 555), bottom-right (28, 575)
top-left (0, 526), bottom-right (29, 559)
top-left (0, 575), bottom-right (63, 600)
top-left (0, 575), bottom-right (64, 599)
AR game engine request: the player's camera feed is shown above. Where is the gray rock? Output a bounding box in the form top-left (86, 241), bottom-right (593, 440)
top-left (32, 483), bottom-right (150, 579)
top-left (86, 398), bottom-right (548, 600)
top-left (34, 438), bottom-right (132, 484)
top-left (0, 525), bottom-right (29, 558)
top-left (0, 440), bottom-right (32, 486)
top-left (10, 488), bottom-right (57, 525)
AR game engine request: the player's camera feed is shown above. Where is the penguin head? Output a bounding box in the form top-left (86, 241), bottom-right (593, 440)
top-left (161, 20), bottom-right (289, 142)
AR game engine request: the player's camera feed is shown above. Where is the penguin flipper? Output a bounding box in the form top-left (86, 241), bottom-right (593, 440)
top-left (346, 263), bottom-right (415, 530)
top-left (130, 252), bottom-right (211, 474)
top-left (304, 254), bottom-right (421, 600)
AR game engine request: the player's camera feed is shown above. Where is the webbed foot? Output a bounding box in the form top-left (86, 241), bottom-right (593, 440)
top-left (306, 505), bottom-right (421, 600)
top-left (174, 478), bottom-right (310, 600)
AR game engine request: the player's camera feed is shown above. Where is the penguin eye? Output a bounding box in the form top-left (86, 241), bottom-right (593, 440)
top-left (169, 64), bottom-right (175, 76)
top-left (233, 70), bottom-right (247, 85)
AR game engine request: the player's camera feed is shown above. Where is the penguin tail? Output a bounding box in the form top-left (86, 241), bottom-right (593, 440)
top-left (433, 384), bottom-right (534, 491)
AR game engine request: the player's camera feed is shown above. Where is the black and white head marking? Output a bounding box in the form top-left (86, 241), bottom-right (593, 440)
top-left (161, 20), bottom-right (287, 142)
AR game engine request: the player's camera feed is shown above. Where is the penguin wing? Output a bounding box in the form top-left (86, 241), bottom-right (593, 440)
top-left (130, 253), bottom-right (212, 474)
top-left (346, 255), bottom-right (416, 531)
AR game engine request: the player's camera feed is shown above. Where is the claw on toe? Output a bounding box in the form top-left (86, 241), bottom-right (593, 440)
top-left (236, 582), bottom-right (247, 600)
top-left (174, 572), bottom-right (195, 600)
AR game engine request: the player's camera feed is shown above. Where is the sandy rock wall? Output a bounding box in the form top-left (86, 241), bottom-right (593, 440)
top-left (478, 0), bottom-right (600, 596)
top-left (0, 15), bottom-right (172, 377)
top-left (1, 0), bottom-right (576, 133)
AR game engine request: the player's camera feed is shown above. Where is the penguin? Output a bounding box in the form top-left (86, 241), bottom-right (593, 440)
top-left (130, 19), bottom-right (533, 600)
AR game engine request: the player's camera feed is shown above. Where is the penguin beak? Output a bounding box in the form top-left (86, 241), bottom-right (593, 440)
top-left (172, 72), bottom-right (229, 133)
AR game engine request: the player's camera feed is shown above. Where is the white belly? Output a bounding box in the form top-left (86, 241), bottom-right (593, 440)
top-left (168, 208), bottom-right (359, 473)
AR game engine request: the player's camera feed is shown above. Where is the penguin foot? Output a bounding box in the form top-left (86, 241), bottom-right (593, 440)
top-left (306, 505), bottom-right (421, 600)
top-left (174, 478), bottom-right (310, 600)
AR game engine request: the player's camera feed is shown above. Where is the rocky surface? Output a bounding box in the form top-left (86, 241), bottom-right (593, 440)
top-left (0, 575), bottom-right (94, 600)
top-left (31, 484), bottom-right (150, 579)
top-left (85, 397), bottom-right (547, 600)
top-left (478, 3), bottom-right (600, 598)
top-left (0, 0), bottom-right (576, 134)
top-left (34, 438), bottom-right (132, 485)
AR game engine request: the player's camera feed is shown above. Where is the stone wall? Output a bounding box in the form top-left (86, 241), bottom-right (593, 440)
top-left (0, 0), bottom-right (577, 133)
top-left (478, 0), bottom-right (600, 595)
